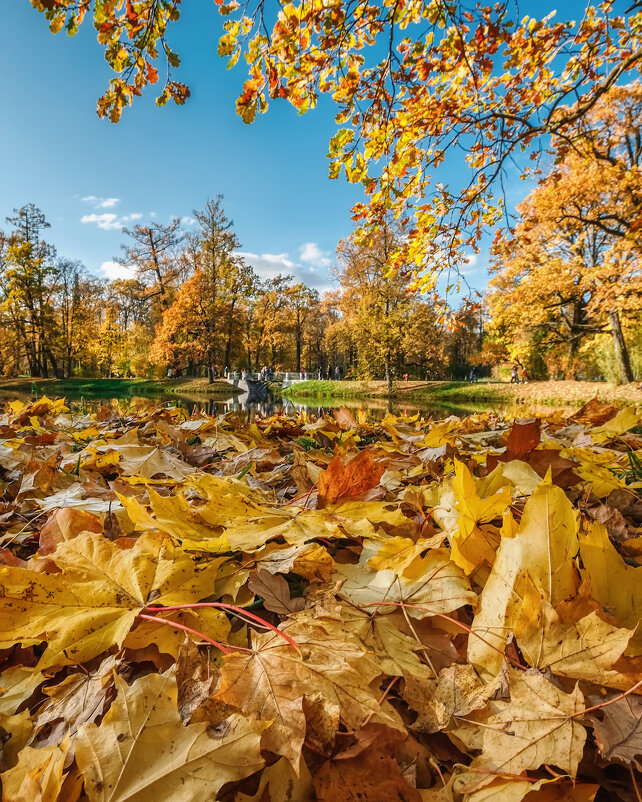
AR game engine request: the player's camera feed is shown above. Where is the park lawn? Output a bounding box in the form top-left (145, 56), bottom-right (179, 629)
top-left (284, 378), bottom-right (642, 406)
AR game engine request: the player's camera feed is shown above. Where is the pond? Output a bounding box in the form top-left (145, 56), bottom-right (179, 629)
top-left (0, 387), bottom-right (487, 421)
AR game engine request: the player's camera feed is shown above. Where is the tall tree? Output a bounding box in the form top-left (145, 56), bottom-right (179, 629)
top-left (488, 149), bottom-right (642, 382)
top-left (150, 198), bottom-right (255, 377)
top-left (330, 224), bottom-right (414, 392)
top-left (0, 205), bottom-right (60, 377)
top-left (119, 218), bottom-right (185, 317)
top-left (281, 283), bottom-right (320, 373)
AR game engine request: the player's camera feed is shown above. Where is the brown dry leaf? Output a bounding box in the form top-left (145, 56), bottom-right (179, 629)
top-left (570, 398), bottom-right (619, 426)
top-left (215, 616), bottom-right (401, 767)
top-left (452, 668), bottom-right (586, 777)
top-left (248, 568), bottom-right (305, 615)
top-left (76, 668), bottom-right (266, 802)
top-left (504, 418), bottom-right (541, 460)
top-left (2, 398), bottom-right (642, 800)
top-left (317, 448), bottom-right (385, 507)
top-left (407, 663), bottom-right (501, 734)
top-left (38, 506), bottom-right (104, 555)
top-left (589, 692), bottom-right (642, 770)
top-left (333, 405), bottom-right (358, 430)
top-left (30, 654), bottom-right (117, 745)
top-left (313, 724), bottom-right (422, 801)
top-left (585, 501), bottom-right (630, 543)
top-left (235, 756), bottom-right (313, 801)
top-left (175, 639), bottom-right (227, 726)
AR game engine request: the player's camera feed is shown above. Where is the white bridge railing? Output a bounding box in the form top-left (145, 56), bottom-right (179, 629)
top-left (225, 371), bottom-right (308, 382)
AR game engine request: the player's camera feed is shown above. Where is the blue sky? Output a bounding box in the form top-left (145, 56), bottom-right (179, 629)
top-left (0, 1), bottom-right (598, 295)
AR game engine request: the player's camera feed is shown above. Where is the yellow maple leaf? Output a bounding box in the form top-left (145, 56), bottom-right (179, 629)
top-left (469, 472), bottom-right (579, 678)
top-left (76, 668), bottom-right (266, 802)
top-left (450, 459), bottom-right (512, 575)
top-left (0, 531), bottom-right (224, 668)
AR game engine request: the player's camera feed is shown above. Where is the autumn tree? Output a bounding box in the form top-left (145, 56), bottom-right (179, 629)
top-left (243, 275), bottom-right (293, 370)
top-left (119, 218), bottom-right (185, 318)
top-left (488, 91), bottom-right (642, 383)
top-left (0, 205), bottom-right (60, 378)
top-left (328, 225), bottom-right (418, 391)
top-left (29, 1), bottom-right (642, 286)
top-left (150, 198), bottom-right (256, 377)
top-left (54, 259), bottom-right (104, 378)
top-left (280, 283), bottom-right (320, 373)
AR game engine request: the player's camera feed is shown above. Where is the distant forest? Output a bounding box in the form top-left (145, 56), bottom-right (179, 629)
top-left (1, 140), bottom-right (641, 385)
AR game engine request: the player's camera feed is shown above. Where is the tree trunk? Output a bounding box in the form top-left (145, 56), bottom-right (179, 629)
top-left (609, 310), bottom-right (633, 384)
top-left (385, 349), bottom-right (393, 396)
top-left (567, 337), bottom-right (579, 380)
top-left (224, 298), bottom-right (236, 369)
top-left (47, 350), bottom-right (61, 379)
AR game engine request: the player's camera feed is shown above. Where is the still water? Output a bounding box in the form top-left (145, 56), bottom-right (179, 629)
top-left (0, 388), bottom-right (486, 421)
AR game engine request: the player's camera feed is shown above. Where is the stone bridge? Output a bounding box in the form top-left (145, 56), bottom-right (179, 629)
top-left (223, 372), bottom-right (307, 398)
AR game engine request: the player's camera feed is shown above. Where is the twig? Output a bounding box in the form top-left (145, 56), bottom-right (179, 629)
top-left (145, 601), bottom-right (300, 652)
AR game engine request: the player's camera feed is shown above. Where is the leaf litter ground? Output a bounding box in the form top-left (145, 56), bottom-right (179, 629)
top-left (0, 396), bottom-right (641, 801)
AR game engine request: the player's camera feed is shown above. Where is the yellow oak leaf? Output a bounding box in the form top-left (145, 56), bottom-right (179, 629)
top-left (336, 549), bottom-right (476, 618)
top-left (0, 737), bottom-right (70, 802)
top-left (579, 521), bottom-right (642, 652)
top-left (452, 668), bottom-right (586, 777)
top-left (0, 666), bottom-right (45, 715)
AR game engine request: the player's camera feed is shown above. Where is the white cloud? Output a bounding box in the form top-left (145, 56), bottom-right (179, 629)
top-left (82, 196), bottom-right (121, 209)
top-left (460, 252), bottom-right (485, 276)
top-left (299, 242), bottom-right (331, 268)
top-left (237, 249), bottom-right (332, 293)
top-left (81, 212), bottom-right (142, 231)
top-left (81, 213), bottom-right (120, 230)
top-left (100, 260), bottom-right (135, 280)
top-left (182, 216), bottom-right (196, 226)
top-left (237, 251), bottom-right (297, 280)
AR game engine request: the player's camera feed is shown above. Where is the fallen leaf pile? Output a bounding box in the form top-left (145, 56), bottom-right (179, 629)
top-left (0, 395), bottom-right (641, 801)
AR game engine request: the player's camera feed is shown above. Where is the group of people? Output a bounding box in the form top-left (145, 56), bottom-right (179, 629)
top-left (317, 365), bottom-right (343, 380)
top-left (510, 365), bottom-right (528, 384)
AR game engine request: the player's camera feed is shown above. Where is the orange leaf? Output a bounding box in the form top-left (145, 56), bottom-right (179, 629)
top-left (317, 448), bottom-right (385, 508)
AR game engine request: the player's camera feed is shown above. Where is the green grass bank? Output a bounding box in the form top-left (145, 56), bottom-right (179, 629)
top-left (283, 379), bottom-right (642, 407)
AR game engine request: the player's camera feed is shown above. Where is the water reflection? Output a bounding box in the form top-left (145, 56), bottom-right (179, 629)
top-left (144, 393), bottom-right (482, 421)
top-left (0, 388), bottom-right (485, 421)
